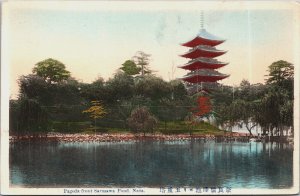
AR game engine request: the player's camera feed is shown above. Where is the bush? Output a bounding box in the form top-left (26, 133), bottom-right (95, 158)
top-left (127, 106), bottom-right (158, 134)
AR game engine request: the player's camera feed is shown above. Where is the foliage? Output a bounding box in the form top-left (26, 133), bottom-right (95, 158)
top-left (120, 60), bottom-right (141, 76)
top-left (18, 74), bottom-right (83, 107)
top-left (169, 79), bottom-right (187, 100)
top-left (9, 100), bottom-right (21, 134)
top-left (106, 71), bottom-right (135, 102)
top-left (256, 88), bottom-right (293, 136)
top-left (82, 101), bottom-right (106, 133)
top-left (229, 99), bottom-right (258, 135)
top-left (132, 51), bottom-right (152, 76)
top-left (33, 58), bottom-right (71, 83)
top-left (79, 77), bottom-right (109, 103)
top-left (82, 101), bottom-right (106, 120)
top-left (134, 75), bottom-right (171, 100)
top-left (17, 98), bottom-right (49, 134)
top-left (155, 98), bottom-right (190, 121)
top-left (10, 58), bottom-right (294, 137)
top-left (213, 60), bottom-right (293, 136)
top-left (184, 113), bottom-right (197, 135)
top-left (18, 74), bottom-right (50, 102)
top-left (266, 60), bottom-right (294, 87)
top-left (193, 96), bottom-right (212, 117)
top-left (127, 106), bottom-right (158, 134)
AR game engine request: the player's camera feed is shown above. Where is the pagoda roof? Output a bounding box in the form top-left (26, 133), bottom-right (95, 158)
top-left (180, 45), bottom-right (227, 59)
top-left (180, 57), bottom-right (228, 69)
top-left (182, 75), bottom-right (229, 83)
top-left (181, 70), bottom-right (229, 83)
top-left (182, 29), bottom-right (225, 47)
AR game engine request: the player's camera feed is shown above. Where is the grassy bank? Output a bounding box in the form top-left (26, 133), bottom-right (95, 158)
top-left (49, 120), bottom-right (224, 135)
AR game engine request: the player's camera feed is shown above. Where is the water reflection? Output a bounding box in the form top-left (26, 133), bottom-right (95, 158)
top-left (10, 141), bottom-right (293, 188)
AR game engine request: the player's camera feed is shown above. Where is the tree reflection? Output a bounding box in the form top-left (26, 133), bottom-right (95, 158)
top-left (10, 141), bottom-right (293, 188)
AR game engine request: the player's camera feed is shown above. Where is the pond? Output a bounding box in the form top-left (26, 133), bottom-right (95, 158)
top-left (10, 141), bottom-right (293, 188)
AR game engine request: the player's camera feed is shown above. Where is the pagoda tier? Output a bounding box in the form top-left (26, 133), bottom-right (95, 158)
top-left (181, 69), bottom-right (229, 83)
top-left (182, 29), bottom-right (225, 47)
top-left (180, 45), bottom-right (227, 59)
top-left (179, 28), bottom-right (229, 95)
top-left (178, 58), bottom-right (228, 70)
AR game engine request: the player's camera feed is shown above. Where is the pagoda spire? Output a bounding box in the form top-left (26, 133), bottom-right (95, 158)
top-left (200, 11), bottom-right (204, 29)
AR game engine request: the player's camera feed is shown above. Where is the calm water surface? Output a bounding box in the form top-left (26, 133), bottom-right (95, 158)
top-left (10, 141), bottom-right (293, 188)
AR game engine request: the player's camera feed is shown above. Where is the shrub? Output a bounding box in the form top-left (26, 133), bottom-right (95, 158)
top-left (127, 106), bottom-right (158, 135)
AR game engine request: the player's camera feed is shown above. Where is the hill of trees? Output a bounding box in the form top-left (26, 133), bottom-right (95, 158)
top-left (9, 56), bottom-right (294, 137)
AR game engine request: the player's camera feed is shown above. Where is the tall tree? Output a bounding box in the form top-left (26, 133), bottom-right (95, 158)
top-left (132, 51), bottom-right (152, 76)
top-left (266, 60), bottom-right (294, 91)
top-left (263, 60), bottom-right (294, 135)
top-left (33, 58), bottom-right (71, 83)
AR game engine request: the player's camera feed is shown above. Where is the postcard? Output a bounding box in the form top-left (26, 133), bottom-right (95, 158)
top-left (1, 0), bottom-right (299, 195)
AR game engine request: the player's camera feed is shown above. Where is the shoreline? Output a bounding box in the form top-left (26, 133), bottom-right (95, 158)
top-left (9, 132), bottom-right (291, 143)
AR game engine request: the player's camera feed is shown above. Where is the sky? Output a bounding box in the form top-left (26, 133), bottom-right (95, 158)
top-left (2, 1), bottom-right (299, 99)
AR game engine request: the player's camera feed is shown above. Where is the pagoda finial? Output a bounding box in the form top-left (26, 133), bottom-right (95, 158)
top-left (200, 11), bottom-right (204, 29)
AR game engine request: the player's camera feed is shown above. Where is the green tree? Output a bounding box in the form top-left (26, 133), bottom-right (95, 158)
top-left (231, 99), bottom-right (258, 135)
top-left (237, 79), bottom-right (250, 100)
top-left (120, 60), bottom-right (141, 76)
top-left (82, 101), bottom-right (106, 134)
top-left (155, 98), bottom-right (179, 131)
top-left (33, 58), bottom-right (71, 83)
top-left (80, 77), bottom-right (109, 104)
top-left (106, 71), bottom-right (134, 102)
top-left (169, 79), bottom-right (187, 100)
top-left (133, 51), bottom-right (152, 77)
top-left (266, 60), bottom-right (294, 83)
top-left (18, 74), bottom-right (50, 103)
top-left (257, 88), bottom-right (292, 136)
top-left (17, 98), bottom-right (49, 134)
top-left (266, 60), bottom-right (294, 92)
top-left (18, 74), bottom-right (84, 118)
top-left (184, 113), bottom-right (197, 136)
top-left (260, 60), bottom-right (294, 136)
top-left (134, 75), bottom-right (171, 100)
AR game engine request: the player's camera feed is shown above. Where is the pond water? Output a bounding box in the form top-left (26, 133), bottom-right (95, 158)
top-left (10, 141), bottom-right (293, 188)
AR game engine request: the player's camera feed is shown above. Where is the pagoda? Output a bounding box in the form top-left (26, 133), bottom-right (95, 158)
top-left (179, 28), bottom-right (229, 94)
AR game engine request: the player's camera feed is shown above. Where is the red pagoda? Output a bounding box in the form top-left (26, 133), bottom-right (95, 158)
top-left (179, 28), bottom-right (229, 94)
